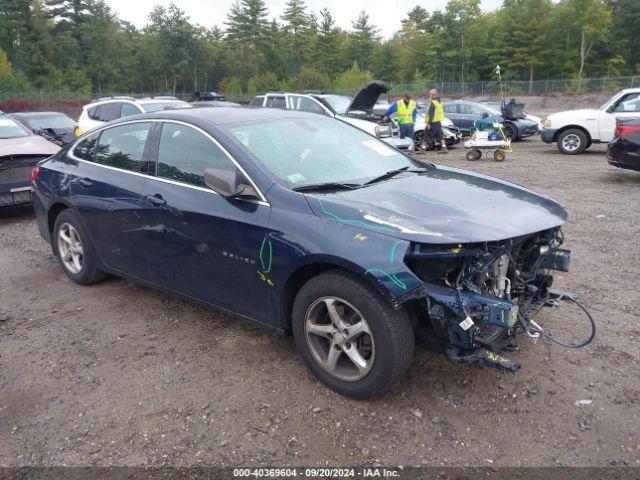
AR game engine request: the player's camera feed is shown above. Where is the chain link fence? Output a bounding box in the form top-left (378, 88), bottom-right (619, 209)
top-left (388, 76), bottom-right (639, 98)
top-left (1, 76), bottom-right (638, 104)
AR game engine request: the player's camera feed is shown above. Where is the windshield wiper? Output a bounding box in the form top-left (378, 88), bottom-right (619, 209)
top-left (363, 166), bottom-right (411, 185)
top-left (292, 182), bottom-right (362, 192)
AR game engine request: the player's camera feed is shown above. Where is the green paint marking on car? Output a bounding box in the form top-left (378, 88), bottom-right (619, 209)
top-left (364, 268), bottom-right (407, 290)
top-left (390, 240), bottom-right (402, 264)
top-left (318, 199), bottom-right (396, 233)
top-left (259, 236), bottom-right (272, 273)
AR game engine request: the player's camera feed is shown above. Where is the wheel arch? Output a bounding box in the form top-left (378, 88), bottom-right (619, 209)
top-left (279, 257), bottom-right (396, 333)
top-left (554, 125), bottom-right (592, 143)
top-left (47, 201), bottom-right (73, 234)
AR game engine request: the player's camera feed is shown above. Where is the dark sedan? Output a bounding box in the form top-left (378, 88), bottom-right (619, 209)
top-left (10, 111), bottom-right (78, 146)
top-left (443, 101), bottom-right (540, 140)
top-left (607, 118), bottom-right (640, 172)
top-left (32, 107), bottom-right (581, 398)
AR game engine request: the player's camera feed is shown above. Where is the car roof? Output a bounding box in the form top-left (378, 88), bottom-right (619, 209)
top-left (137, 98), bottom-right (188, 104)
top-left (11, 111), bottom-right (69, 118)
top-left (84, 97), bottom-right (187, 108)
top-left (109, 106), bottom-right (316, 126)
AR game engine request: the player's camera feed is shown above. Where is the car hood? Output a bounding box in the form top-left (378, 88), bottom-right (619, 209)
top-left (307, 166), bottom-right (567, 244)
top-left (547, 108), bottom-right (600, 123)
top-left (338, 116), bottom-right (376, 134)
top-left (0, 135), bottom-right (60, 157)
top-left (347, 81), bottom-right (389, 113)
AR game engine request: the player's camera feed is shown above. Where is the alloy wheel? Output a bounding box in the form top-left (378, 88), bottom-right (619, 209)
top-left (304, 297), bottom-right (375, 382)
top-left (57, 222), bottom-right (84, 274)
top-left (562, 133), bottom-right (581, 152)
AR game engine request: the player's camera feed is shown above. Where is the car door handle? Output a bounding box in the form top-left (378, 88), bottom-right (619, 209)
top-left (145, 194), bottom-right (167, 206)
top-left (76, 177), bottom-right (93, 187)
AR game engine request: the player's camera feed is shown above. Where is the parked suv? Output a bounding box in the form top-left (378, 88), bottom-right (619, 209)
top-left (77, 96), bottom-right (190, 135)
top-left (249, 82), bottom-right (414, 150)
top-left (542, 88), bottom-right (640, 154)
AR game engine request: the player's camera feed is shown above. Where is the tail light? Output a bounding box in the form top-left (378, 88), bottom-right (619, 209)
top-left (30, 166), bottom-right (39, 184)
top-left (615, 125), bottom-right (640, 137)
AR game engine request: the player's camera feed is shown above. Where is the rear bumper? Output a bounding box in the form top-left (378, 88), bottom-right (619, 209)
top-left (541, 128), bottom-right (557, 143)
top-left (0, 183), bottom-right (32, 207)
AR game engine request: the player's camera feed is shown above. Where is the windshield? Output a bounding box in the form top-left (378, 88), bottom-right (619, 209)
top-left (142, 101), bottom-right (191, 112)
top-left (599, 92), bottom-right (623, 110)
top-left (484, 102), bottom-right (501, 110)
top-left (19, 114), bottom-right (76, 130)
top-left (484, 105), bottom-right (502, 116)
top-left (225, 117), bottom-right (413, 189)
top-left (320, 95), bottom-right (352, 115)
top-left (0, 117), bottom-right (30, 139)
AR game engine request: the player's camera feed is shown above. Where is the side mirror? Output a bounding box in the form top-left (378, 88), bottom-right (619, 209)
top-left (606, 105), bottom-right (616, 113)
top-left (204, 168), bottom-right (258, 199)
top-left (481, 112), bottom-right (489, 119)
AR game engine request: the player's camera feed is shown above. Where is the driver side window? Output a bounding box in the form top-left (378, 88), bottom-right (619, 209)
top-left (615, 93), bottom-right (640, 112)
top-left (156, 123), bottom-right (236, 188)
top-left (462, 104), bottom-right (485, 116)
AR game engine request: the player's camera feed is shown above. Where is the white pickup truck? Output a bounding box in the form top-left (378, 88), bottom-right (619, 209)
top-left (541, 88), bottom-right (640, 154)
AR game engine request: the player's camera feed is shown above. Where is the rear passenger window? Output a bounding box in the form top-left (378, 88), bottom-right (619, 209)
top-left (73, 133), bottom-right (99, 161)
top-left (87, 106), bottom-right (100, 120)
top-left (95, 122), bottom-right (151, 172)
top-left (288, 96), bottom-right (326, 114)
top-left (99, 102), bottom-right (123, 122)
top-left (443, 104), bottom-right (457, 114)
top-left (156, 123), bottom-right (235, 188)
top-left (249, 96), bottom-right (264, 107)
top-left (121, 103), bottom-right (141, 117)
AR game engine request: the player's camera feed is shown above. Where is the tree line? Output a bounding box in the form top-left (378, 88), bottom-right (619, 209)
top-left (0, 0), bottom-right (638, 96)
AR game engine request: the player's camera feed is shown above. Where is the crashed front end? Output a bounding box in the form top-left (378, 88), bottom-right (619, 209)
top-left (405, 226), bottom-right (579, 371)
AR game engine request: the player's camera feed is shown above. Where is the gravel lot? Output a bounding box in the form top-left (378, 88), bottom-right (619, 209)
top-left (1, 139), bottom-right (639, 468)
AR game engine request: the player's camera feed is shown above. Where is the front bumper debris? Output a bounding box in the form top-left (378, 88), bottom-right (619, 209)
top-left (444, 346), bottom-right (521, 372)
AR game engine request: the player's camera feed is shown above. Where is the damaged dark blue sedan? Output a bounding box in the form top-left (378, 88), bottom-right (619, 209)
top-left (31, 107), bottom-right (590, 398)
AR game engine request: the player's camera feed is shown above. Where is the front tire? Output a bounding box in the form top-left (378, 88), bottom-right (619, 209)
top-left (292, 270), bottom-right (414, 399)
top-left (53, 209), bottom-right (105, 285)
top-left (557, 128), bottom-right (587, 155)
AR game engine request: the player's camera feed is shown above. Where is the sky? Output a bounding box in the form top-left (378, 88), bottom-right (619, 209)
top-left (103, 0), bottom-right (504, 38)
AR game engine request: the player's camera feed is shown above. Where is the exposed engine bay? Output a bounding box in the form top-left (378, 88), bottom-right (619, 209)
top-left (405, 226), bottom-right (595, 371)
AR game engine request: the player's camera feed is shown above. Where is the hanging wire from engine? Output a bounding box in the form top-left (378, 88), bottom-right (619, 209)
top-left (518, 293), bottom-right (596, 349)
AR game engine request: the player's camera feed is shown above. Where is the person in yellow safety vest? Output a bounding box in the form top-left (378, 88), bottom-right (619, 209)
top-left (382, 93), bottom-right (417, 150)
top-left (423, 88), bottom-right (448, 154)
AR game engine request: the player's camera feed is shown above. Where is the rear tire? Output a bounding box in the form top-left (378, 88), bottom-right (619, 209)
top-left (53, 209), bottom-right (105, 285)
top-left (557, 128), bottom-right (587, 155)
top-left (292, 270), bottom-right (414, 399)
top-left (466, 150), bottom-right (477, 161)
top-left (504, 122), bottom-right (518, 141)
top-left (494, 150), bottom-right (506, 162)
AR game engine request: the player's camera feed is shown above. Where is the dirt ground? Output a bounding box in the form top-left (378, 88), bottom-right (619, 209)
top-left (1, 139), bottom-right (639, 469)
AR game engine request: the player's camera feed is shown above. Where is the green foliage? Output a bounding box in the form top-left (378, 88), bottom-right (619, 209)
top-left (220, 76), bottom-right (243, 95)
top-left (0, 0), bottom-right (637, 95)
top-left (334, 61), bottom-right (374, 94)
top-left (291, 66), bottom-right (329, 90)
top-left (0, 48), bottom-right (17, 91)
